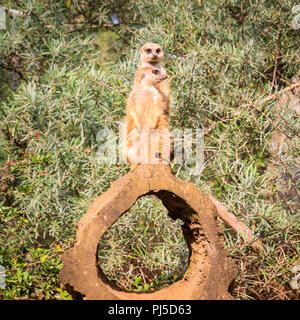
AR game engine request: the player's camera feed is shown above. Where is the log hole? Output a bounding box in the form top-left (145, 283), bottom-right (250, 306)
top-left (97, 194), bottom-right (190, 292)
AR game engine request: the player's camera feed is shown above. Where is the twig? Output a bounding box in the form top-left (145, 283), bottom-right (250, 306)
top-left (203, 118), bottom-right (232, 136)
top-left (271, 31), bottom-right (281, 90)
top-left (208, 194), bottom-right (263, 252)
top-left (262, 81), bottom-right (300, 103)
top-left (271, 47), bottom-right (279, 89)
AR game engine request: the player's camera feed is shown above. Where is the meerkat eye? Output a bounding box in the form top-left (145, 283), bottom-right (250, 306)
top-left (146, 48), bottom-right (152, 54)
top-left (152, 69), bottom-right (160, 75)
top-left (156, 48), bottom-right (161, 54)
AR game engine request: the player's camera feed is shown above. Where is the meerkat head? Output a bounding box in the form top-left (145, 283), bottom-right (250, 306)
top-left (136, 66), bottom-right (168, 86)
top-left (140, 43), bottom-right (164, 64)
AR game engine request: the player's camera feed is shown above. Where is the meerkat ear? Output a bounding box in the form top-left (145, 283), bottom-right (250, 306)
top-left (141, 73), bottom-right (145, 79)
top-left (140, 45), bottom-right (145, 54)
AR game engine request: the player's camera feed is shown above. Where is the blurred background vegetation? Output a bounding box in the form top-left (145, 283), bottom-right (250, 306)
top-left (0, 0), bottom-right (299, 299)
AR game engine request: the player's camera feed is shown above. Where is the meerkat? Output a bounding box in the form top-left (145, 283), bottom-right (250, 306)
top-left (124, 66), bottom-right (171, 165)
top-left (134, 43), bottom-right (171, 114)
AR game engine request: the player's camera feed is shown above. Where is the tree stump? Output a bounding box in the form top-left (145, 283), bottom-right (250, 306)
top-left (59, 164), bottom-right (237, 299)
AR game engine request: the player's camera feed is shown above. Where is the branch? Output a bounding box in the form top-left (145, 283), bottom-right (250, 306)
top-left (262, 81), bottom-right (300, 103)
top-left (208, 194), bottom-right (263, 252)
top-left (0, 62), bottom-right (25, 80)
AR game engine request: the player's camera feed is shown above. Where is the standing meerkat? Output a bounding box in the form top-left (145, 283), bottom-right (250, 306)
top-left (134, 43), bottom-right (171, 114)
top-left (124, 66), bottom-right (171, 165)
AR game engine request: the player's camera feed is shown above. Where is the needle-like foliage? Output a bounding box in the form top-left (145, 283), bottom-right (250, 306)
top-left (0, 0), bottom-right (299, 299)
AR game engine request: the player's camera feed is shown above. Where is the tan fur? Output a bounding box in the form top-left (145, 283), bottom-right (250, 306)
top-left (124, 66), bottom-right (171, 164)
top-left (134, 43), bottom-right (171, 114)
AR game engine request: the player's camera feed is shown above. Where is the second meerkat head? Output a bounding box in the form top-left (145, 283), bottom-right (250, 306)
top-left (136, 66), bottom-right (168, 86)
top-left (140, 43), bottom-right (164, 64)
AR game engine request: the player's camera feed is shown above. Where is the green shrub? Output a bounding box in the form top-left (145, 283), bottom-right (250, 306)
top-left (0, 0), bottom-right (299, 299)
